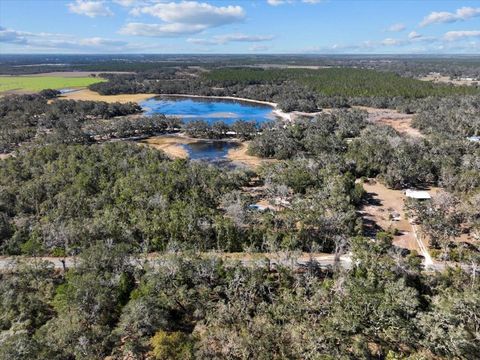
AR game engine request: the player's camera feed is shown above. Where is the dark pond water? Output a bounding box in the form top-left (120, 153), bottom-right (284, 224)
top-left (141, 96), bottom-right (275, 125)
top-left (182, 140), bottom-right (239, 161)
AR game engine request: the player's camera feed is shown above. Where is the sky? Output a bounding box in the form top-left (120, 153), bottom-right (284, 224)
top-left (0, 0), bottom-right (479, 54)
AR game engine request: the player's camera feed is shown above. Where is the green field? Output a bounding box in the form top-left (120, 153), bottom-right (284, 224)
top-left (0, 76), bottom-right (105, 92)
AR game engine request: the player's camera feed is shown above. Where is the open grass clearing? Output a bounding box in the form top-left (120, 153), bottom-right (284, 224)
top-left (0, 75), bottom-right (105, 93)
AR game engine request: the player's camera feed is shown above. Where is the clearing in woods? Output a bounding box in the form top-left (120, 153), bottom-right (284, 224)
top-left (360, 180), bottom-right (433, 257)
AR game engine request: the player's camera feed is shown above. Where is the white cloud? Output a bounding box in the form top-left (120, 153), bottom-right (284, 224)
top-left (420, 6), bottom-right (480, 27)
top-left (0, 26), bottom-right (132, 52)
top-left (67, 0), bottom-right (113, 17)
top-left (408, 31), bottom-right (422, 39)
top-left (77, 37), bottom-right (127, 47)
top-left (267, 0), bottom-right (286, 5)
top-left (121, 1), bottom-right (245, 37)
top-left (0, 27), bottom-right (31, 45)
top-left (188, 33), bottom-right (274, 45)
top-left (381, 38), bottom-right (405, 46)
top-left (386, 23), bottom-right (406, 32)
top-left (113, 0), bottom-right (170, 6)
top-left (113, 0), bottom-right (139, 6)
top-left (324, 34), bottom-right (440, 53)
top-left (443, 30), bottom-right (480, 41)
top-left (132, 1), bottom-right (244, 25)
top-left (120, 22), bottom-right (206, 36)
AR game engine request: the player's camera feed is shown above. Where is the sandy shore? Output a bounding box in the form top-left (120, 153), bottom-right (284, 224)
top-left (141, 135), bottom-right (272, 169)
top-left (140, 135), bottom-right (197, 159)
top-left (226, 141), bottom-right (276, 168)
top-left (159, 93), bottom-right (278, 107)
top-left (59, 89), bottom-right (154, 103)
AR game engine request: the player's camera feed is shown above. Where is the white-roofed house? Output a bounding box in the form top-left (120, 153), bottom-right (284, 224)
top-left (405, 189), bottom-right (431, 200)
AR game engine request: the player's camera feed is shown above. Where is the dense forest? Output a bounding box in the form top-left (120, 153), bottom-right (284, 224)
top-left (0, 93), bottom-right (142, 152)
top-left (1, 239), bottom-right (479, 360)
top-left (1, 57), bottom-right (479, 359)
top-left (89, 67), bottom-right (479, 112)
top-left (206, 68), bottom-right (479, 98)
top-left (0, 141), bottom-right (364, 255)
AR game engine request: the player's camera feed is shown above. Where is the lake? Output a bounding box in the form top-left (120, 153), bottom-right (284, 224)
top-left (141, 95), bottom-right (275, 125)
top-left (183, 140), bottom-right (239, 161)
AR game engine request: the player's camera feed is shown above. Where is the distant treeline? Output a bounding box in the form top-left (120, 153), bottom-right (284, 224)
top-left (2, 54), bottom-right (480, 78)
top-left (206, 67), bottom-right (479, 98)
top-left (88, 67), bottom-right (479, 112)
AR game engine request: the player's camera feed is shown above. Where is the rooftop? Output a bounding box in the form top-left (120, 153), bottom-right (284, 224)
top-left (405, 189), bottom-right (431, 200)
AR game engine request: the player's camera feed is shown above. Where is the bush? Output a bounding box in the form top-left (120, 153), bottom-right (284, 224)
top-left (150, 330), bottom-right (194, 360)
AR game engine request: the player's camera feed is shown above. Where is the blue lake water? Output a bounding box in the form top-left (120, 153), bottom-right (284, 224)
top-left (182, 140), bottom-right (239, 161)
top-left (141, 96), bottom-right (275, 125)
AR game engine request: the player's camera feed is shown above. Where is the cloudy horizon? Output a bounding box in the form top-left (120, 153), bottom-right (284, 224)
top-left (1, 0), bottom-right (479, 54)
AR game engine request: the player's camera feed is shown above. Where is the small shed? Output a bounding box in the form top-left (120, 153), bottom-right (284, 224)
top-left (405, 189), bottom-right (431, 200)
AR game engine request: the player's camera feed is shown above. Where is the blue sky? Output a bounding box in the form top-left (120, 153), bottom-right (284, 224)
top-left (1, 0), bottom-right (479, 53)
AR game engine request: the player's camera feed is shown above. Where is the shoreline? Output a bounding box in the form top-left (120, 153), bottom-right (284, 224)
top-left (156, 93), bottom-right (278, 107)
top-left (140, 134), bottom-right (269, 169)
top-left (60, 89), bottom-right (303, 122)
top-left (226, 141), bottom-right (275, 168)
top-left (140, 134), bottom-right (194, 159)
top-left (144, 94), bottom-right (328, 122)
top-left (152, 93), bottom-right (295, 122)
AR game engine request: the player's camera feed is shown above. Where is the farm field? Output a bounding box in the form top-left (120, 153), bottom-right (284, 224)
top-left (0, 75), bottom-right (105, 92)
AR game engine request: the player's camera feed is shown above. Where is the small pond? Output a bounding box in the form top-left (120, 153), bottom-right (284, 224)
top-left (182, 140), bottom-right (239, 161)
top-left (141, 95), bottom-right (275, 125)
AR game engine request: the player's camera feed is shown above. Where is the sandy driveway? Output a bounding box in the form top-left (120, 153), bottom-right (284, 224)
top-left (361, 180), bottom-right (421, 252)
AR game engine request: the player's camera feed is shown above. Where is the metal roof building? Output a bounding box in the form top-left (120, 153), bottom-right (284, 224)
top-left (405, 189), bottom-right (431, 200)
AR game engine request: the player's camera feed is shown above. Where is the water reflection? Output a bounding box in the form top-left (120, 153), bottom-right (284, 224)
top-left (182, 140), bottom-right (239, 161)
top-left (141, 96), bottom-right (275, 125)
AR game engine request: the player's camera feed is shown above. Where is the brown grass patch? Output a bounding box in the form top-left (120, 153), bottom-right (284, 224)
top-left (355, 106), bottom-right (423, 138)
top-left (140, 135), bottom-right (196, 159)
top-left (227, 141), bottom-right (276, 168)
top-left (59, 89), bottom-right (154, 104)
